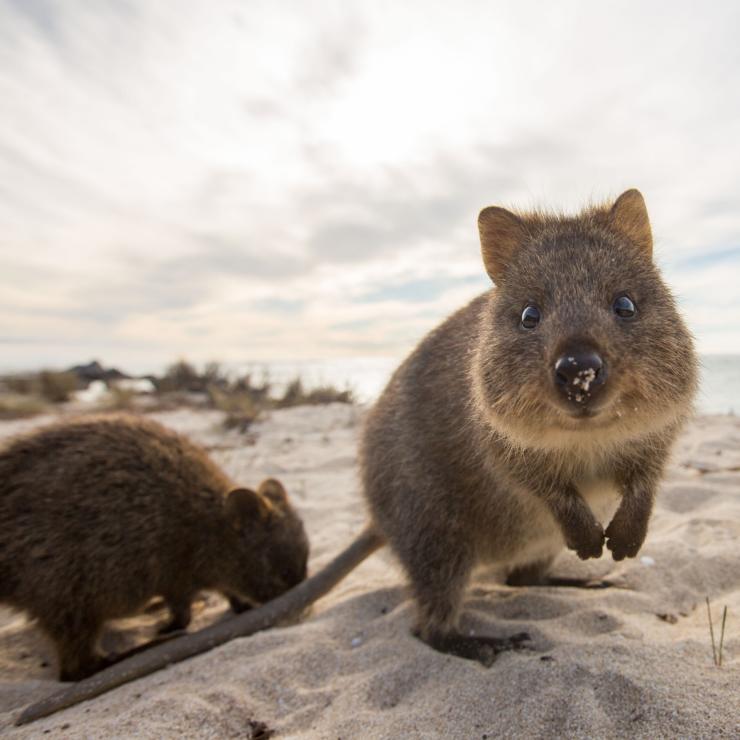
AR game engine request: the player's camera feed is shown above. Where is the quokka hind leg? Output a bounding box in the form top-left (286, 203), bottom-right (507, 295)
top-left (506, 557), bottom-right (556, 586)
top-left (402, 529), bottom-right (531, 666)
top-left (40, 613), bottom-right (107, 682)
top-left (159, 594), bottom-right (193, 634)
top-left (228, 595), bottom-right (253, 614)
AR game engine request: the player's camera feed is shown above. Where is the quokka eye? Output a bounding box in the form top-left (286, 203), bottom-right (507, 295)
top-left (520, 304), bottom-right (541, 329)
top-left (613, 295), bottom-right (637, 319)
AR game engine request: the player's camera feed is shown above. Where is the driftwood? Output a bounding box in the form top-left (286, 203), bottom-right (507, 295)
top-left (17, 529), bottom-right (382, 725)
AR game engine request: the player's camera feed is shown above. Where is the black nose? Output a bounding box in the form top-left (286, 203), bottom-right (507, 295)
top-left (553, 351), bottom-right (606, 405)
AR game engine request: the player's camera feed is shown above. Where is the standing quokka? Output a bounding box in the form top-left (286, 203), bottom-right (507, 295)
top-left (360, 189), bottom-right (697, 664)
top-left (0, 414), bottom-right (308, 680)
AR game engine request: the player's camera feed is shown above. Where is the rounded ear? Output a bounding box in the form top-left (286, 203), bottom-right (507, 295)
top-left (608, 189), bottom-right (652, 257)
top-left (225, 487), bottom-right (272, 531)
top-left (257, 478), bottom-right (288, 506)
top-left (478, 206), bottom-right (528, 283)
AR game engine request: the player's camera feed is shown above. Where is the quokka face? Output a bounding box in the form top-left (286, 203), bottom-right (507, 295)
top-left (222, 478), bottom-right (309, 606)
top-left (475, 190), bottom-right (697, 451)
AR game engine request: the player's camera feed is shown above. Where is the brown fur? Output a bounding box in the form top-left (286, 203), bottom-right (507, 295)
top-left (360, 189), bottom-right (697, 663)
top-left (0, 414), bottom-right (308, 681)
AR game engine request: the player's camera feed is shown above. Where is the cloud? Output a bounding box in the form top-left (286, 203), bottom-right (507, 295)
top-left (251, 297), bottom-right (305, 314)
top-left (359, 276), bottom-right (484, 304)
top-left (1, 0), bottom-right (739, 373)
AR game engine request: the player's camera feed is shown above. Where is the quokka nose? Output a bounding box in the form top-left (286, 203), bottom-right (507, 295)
top-left (554, 351), bottom-right (606, 405)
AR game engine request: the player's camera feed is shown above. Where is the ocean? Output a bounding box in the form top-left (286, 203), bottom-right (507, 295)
top-left (236, 354), bottom-right (740, 415)
top-left (698, 355), bottom-right (740, 415)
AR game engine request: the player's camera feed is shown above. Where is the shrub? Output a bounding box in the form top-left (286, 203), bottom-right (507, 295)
top-left (304, 385), bottom-right (354, 405)
top-left (277, 378), bottom-right (305, 408)
top-left (232, 373), bottom-right (271, 405)
top-left (38, 371), bottom-right (78, 403)
top-left (208, 385), bottom-right (262, 432)
top-left (3, 374), bottom-right (36, 395)
top-left (105, 386), bottom-right (137, 411)
top-left (156, 360), bottom-right (204, 393)
top-left (0, 395), bottom-right (49, 420)
top-left (276, 377), bottom-right (354, 408)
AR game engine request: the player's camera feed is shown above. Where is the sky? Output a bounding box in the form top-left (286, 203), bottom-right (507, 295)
top-left (1, 0), bottom-right (739, 374)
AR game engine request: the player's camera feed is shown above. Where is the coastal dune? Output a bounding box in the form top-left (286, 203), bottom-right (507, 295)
top-left (0, 405), bottom-right (738, 738)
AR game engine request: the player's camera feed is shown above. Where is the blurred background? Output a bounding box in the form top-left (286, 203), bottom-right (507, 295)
top-left (1, 0), bottom-right (738, 412)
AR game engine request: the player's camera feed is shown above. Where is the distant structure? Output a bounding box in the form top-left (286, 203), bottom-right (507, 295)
top-left (67, 360), bottom-right (129, 387)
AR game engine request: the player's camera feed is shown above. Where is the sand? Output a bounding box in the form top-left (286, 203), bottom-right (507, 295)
top-left (0, 405), bottom-right (738, 738)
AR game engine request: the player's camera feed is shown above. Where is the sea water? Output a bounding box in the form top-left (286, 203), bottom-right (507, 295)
top-left (699, 355), bottom-right (740, 415)
top-left (236, 354), bottom-right (740, 414)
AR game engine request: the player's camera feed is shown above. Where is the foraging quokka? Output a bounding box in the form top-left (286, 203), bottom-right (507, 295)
top-left (0, 414), bottom-right (308, 680)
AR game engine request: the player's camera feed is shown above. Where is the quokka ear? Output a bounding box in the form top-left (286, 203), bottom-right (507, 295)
top-left (225, 487), bottom-right (273, 531)
top-left (478, 206), bottom-right (529, 283)
top-left (608, 189), bottom-right (652, 257)
top-left (257, 478), bottom-right (288, 506)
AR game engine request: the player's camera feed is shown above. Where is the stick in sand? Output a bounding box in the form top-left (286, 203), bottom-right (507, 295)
top-left (16, 529), bottom-right (382, 726)
top-left (718, 605), bottom-right (728, 667)
top-left (706, 596), bottom-right (717, 666)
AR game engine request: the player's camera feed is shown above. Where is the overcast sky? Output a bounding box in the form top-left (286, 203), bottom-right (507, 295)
top-left (1, 0), bottom-right (739, 373)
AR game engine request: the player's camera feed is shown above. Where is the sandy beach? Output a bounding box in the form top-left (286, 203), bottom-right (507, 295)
top-left (0, 404), bottom-right (738, 738)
